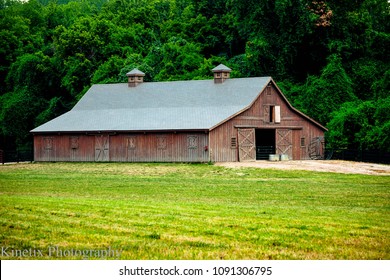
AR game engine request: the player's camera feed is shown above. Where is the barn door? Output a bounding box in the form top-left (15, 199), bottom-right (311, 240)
top-left (43, 137), bottom-right (54, 161)
top-left (276, 129), bottom-right (292, 159)
top-left (95, 135), bottom-right (109, 162)
top-left (238, 128), bottom-right (256, 162)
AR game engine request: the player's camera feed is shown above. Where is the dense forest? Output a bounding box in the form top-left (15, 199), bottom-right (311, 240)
top-left (0, 0), bottom-right (389, 153)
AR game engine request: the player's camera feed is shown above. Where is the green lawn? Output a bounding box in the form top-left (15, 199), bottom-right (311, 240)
top-left (0, 162), bottom-right (389, 260)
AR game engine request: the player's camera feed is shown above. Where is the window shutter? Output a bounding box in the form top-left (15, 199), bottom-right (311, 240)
top-left (275, 106), bottom-right (281, 123)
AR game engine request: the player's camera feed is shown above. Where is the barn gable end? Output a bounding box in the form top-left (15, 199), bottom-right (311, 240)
top-left (209, 79), bottom-right (326, 161)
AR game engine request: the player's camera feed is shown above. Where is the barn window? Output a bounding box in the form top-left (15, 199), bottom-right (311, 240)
top-left (301, 137), bottom-right (306, 147)
top-left (269, 106), bottom-right (281, 123)
top-left (157, 136), bottom-right (167, 149)
top-left (127, 136), bottom-right (136, 149)
top-left (43, 137), bottom-right (53, 150)
top-left (266, 85), bottom-right (272, 95)
top-left (70, 137), bottom-right (79, 149)
top-left (231, 137), bottom-right (237, 148)
top-left (187, 135), bottom-right (198, 149)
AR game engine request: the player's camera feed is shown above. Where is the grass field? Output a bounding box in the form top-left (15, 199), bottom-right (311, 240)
top-left (0, 162), bottom-right (389, 260)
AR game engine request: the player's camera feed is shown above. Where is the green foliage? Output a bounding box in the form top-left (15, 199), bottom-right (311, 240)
top-left (6, 52), bottom-right (61, 99)
top-left (229, 0), bottom-right (327, 79)
top-left (349, 59), bottom-right (386, 100)
top-left (299, 55), bottom-right (356, 125)
top-left (0, 88), bottom-right (46, 146)
top-left (35, 96), bottom-right (65, 127)
top-left (372, 69), bottom-right (390, 100)
top-left (91, 55), bottom-right (127, 84)
top-left (327, 97), bottom-right (390, 151)
top-left (369, 97), bottom-right (390, 151)
top-left (154, 37), bottom-right (204, 81)
top-left (0, 0), bottom-right (389, 151)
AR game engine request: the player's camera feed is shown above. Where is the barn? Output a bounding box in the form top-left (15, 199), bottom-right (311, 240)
top-left (31, 64), bottom-right (326, 162)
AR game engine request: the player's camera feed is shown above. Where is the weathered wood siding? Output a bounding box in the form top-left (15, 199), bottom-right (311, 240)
top-left (110, 132), bottom-right (209, 162)
top-left (209, 83), bottom-right (325, 161)
top-left (34, 132), bottom-right (209, 162)
top-left (34, 135), bottom-right (96, 162)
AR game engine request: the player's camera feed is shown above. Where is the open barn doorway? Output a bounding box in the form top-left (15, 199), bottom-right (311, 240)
top-left (255, 129), bottom-right (275, 160)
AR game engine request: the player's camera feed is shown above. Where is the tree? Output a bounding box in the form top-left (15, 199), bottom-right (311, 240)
top-left (299, 54), bottom-right (356, 125)
top-left (5, 52), bottom-right (63, 99)
top-left (327, 97), bottom-right (390, 151)
top-left (152, 37), bottom-right (204, 81)
top-left (0, 88), bottom-right (46, 147)
top-left (0, 0), bottom-right (389, 152)
top-left (228, 0), bottom-right (329, 80)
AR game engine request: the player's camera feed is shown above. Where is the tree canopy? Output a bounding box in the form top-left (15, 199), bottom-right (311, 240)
top-left (0, 0), bottom-right (389, 151)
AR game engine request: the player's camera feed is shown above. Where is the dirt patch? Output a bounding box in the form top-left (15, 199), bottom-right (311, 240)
top-left (216, 160), bottom-right (390, 176)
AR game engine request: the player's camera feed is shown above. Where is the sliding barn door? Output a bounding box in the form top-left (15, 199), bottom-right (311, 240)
top-left (95, 135), bottom-right (109, 162)
top-left (276, 129), bottom-right (292, 159)
top-left (238, 128), bottom-right (256, 162)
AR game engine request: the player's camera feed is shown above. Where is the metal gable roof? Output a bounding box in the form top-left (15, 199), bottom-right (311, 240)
top-left (212, 64), bottom-right (232, 72)
top-left (31, 77), bottom-right (272, 133)
top-left (126, 68), bottom-right (145, 76)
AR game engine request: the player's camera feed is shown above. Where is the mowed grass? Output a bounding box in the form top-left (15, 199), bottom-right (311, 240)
top-left (0, 162), bottom-right (389, 260)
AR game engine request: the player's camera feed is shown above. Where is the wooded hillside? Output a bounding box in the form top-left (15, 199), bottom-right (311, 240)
top-left (0, 0), bottom-right (389, 152)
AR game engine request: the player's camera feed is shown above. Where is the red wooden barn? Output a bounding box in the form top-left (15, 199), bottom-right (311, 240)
top-left (31, 64), bottom-right (326, 162)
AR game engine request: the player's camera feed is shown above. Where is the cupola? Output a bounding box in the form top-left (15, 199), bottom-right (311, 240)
top-left (212, 64), bottom-right (232, 84)
top-left (126, 68), bottom-right (145, 87)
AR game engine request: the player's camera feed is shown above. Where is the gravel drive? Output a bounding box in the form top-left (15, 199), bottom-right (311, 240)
top-left (217, 160), bottom-right (390, 176)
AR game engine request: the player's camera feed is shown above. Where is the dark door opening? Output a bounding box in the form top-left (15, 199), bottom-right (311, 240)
top-left (255, 129), bottom-right (276, 160)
